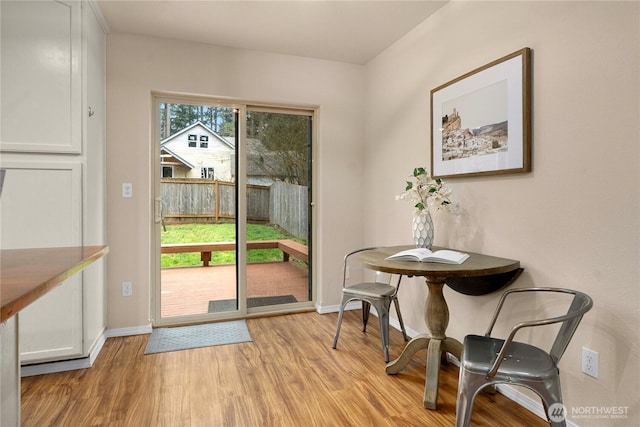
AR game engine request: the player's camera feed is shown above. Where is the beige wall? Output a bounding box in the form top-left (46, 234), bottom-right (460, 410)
top-left (364, 1), bottom-right (639, 425)
top-left (106, 34), bottom-right (366, 329)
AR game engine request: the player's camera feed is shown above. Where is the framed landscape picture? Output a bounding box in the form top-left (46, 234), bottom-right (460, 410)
top-left (430, 48), bottom-right (531, 179)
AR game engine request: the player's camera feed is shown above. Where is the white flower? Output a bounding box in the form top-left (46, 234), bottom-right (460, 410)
top-left (396, 167), bottom-right (458, 214)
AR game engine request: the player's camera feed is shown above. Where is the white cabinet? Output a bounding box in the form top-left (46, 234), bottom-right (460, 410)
top-left (0, 162), bottom-right (84, 362)
top-left (0, 0), bottom-right (82, 153)
top-left (0, 0), bottom-right (107, 366)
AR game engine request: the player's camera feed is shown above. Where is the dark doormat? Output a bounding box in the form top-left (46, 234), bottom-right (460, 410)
top-left (208, 295), bottom-right (298, 313)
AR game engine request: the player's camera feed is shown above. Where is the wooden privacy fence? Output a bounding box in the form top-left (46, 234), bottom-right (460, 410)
top-left (160, 178), bottom-right (308, 239)
top-left (269, 181), bottom-right (308, 239)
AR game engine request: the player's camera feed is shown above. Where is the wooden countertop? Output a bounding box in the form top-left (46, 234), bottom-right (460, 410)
top-left (1, 245), bottom-right (109, 322)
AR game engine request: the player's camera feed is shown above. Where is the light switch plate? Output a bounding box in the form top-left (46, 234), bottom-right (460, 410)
top-left (122, 183), bottom-right (133, 198)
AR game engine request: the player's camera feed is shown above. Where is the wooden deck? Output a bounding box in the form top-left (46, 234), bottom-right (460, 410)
top-left (161, 261), bottom-right (309, 318)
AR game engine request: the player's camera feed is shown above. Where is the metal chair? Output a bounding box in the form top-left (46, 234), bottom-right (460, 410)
top-left (332, 247), bottom-right (409, 362)
top-left (455, 287), bottom-right (593, 427)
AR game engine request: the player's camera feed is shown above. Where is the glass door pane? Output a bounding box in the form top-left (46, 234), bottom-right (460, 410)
top-left (244, 109), bottom-right (312, 309)
top-left (157, 100), bottom-right (239, 320)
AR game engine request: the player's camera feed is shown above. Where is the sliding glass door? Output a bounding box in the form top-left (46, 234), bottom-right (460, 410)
top-left (152, 96), bottom-right (313, 325)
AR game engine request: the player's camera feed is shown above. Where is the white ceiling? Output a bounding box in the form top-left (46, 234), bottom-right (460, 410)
top-left (97, 1), bottom-right (447, 65)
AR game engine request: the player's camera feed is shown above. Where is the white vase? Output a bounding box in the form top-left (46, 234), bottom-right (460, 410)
top-left (412, 211), bottom-right (434, 249)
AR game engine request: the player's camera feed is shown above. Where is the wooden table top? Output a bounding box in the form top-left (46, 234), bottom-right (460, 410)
top-left (1, 245), bottom-right (109, 322)
top-left (360, 245), bottom-right (520, 280)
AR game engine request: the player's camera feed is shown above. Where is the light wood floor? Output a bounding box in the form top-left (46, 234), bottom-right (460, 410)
top-left (21, 311), bottom-right (548, 426)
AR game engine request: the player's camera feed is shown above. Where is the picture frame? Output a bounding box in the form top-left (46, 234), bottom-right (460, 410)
top-left (430, 48), bottom-right (531, 179)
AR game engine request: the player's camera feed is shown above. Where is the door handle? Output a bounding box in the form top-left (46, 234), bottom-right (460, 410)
top-left (154, 198), bottom-right (163, 223)
top-left (155, 198), bottom-right (166, 231)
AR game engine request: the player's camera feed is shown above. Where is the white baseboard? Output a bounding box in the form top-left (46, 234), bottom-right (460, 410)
top-left (21, 357), bottom-right (92, 377)
top-left (104, 324), bottom-right (153, 338)
top-left (21, 332), bottom-right (107, 377)
top-left (316, 301), bottom-right (360, 314)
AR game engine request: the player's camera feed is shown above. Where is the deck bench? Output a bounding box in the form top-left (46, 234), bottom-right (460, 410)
top-left (161, 239), bottom-right (308, 266)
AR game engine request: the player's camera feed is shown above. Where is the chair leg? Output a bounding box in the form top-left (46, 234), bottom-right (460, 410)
top-left (455, 368), bottom-right (486, 427)
top-left (392, 296), bottom-right (409, 341)
top-left (532, 378), bottom-right (566, 427)
top-left (332, 302), bottom-right (347, 350)
top-left (361, 301), bottom-right (371, 332)
top-left (374, 301), bottom-right (390, 363)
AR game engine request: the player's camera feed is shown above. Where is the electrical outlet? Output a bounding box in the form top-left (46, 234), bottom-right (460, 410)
top-left (581, 347), bottom-right (599, 378)
top-left (122, 281), bottom-right (133, 297)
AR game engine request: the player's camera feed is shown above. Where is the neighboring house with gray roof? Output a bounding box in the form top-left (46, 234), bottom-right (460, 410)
top-left (160, 121), bottom-right (235, 181)
top-left (162, 121), bottom-right (283, 186)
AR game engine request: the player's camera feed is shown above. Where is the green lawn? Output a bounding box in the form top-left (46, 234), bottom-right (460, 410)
top-left (161, 223), bottom-right (304, 268)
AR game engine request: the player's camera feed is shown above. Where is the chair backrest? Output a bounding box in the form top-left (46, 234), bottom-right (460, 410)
top-left (549, 289), bottom-right (593, 362)
top-left (376, 271), bottom-right (403, 297)
top-left (486, 287), bottom-right (593, 364)
top-left (343, 247), bottom-right (403, 292)
top-left (342, 247), bottom-right (379, 286)
top-left (375, 271), bottom-right (392, 284)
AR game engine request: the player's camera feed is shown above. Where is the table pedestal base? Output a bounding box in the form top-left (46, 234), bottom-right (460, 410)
top-left (386, 335), bottom-right (463, 409)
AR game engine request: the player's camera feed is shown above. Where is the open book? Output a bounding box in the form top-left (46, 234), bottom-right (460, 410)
top-left (385, 248), bottom-right (470, 264)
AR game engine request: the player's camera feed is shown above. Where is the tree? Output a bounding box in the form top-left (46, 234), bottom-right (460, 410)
top-left (246, 111), bottom-right (310, 186)
top-left (160, 103), bottom-right (236, 140)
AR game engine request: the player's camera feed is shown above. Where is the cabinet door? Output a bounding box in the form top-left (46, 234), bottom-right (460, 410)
top-left (0, 0), bottom-right (81, 153)
top-left (0, 161), bottom-right (83, 363)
